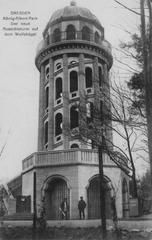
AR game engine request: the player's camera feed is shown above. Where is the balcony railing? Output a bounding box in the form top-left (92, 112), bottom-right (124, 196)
top-left (22, 148), bottom-right (114, 172)
top-left (36, 30), bottom-right (112, 57)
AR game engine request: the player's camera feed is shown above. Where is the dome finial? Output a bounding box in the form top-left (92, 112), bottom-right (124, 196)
top-left (70, 1), bottom-right (77, 6)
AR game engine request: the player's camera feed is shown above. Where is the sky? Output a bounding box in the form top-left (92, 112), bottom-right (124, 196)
top-left (0, 0), bottom-right (147, 182)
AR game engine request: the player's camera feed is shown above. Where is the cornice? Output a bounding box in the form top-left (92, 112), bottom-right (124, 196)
top-left (35, 41), bottom-right (113, 71)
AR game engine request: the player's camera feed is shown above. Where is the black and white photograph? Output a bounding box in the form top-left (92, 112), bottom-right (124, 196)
top-left (0, 0), bottom-right (152, 239)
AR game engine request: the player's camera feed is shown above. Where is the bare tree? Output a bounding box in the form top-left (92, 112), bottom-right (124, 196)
top-left (109, 81), bottom-right (147, 197)
top-left (77, 79), bottom-right (145, 194)
top-left (66, 74), bottom-right (145, 237)
top-left (113, 0), bottom-right (152, 196)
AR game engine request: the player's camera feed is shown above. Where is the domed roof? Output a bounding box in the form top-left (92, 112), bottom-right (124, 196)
top-left (44, 1), bottom-right (103, 34)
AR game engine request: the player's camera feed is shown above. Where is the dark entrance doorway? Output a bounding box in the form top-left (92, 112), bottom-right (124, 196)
top-left (87, 175), bottom-right (112, 219)
top-left (16, 195), bottom-right (31, 213)
top-left (44, 177), bottom-right (70, 220)
top-left (122, 179), bottom-right (129, 218)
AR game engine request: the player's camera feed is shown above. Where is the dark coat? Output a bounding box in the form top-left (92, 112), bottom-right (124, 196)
top-left (78, 199), bottom-right (86, 210)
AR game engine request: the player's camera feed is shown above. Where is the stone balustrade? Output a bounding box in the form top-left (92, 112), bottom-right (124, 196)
top-left (22, 149), bottom-right (114, 172)
top-left (36, 32), bottom-right (112, 57)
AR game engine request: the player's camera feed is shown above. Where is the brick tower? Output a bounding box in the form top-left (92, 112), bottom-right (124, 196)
top-left (22, 1), bottom-right (129, 220)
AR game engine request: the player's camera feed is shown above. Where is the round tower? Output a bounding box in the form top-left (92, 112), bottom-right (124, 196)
top-left (35, 1), bottom-right (113, 152)
top-left (22, 2), bottom-right (130, 221)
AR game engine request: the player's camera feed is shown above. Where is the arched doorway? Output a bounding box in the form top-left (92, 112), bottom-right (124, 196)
top-left (87, 175), bottom-right (112, 219)
top-left (43, 177), bottom-right (70, 220)
top-left (122, 179), bottom-right (129, 218)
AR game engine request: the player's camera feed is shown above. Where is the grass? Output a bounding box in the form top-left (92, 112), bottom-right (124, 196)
top-left (0, 226), bottom-right (152, 240)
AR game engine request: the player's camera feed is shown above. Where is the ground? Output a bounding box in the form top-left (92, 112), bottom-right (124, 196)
top-left (0, 226), bottom-right (152, 240)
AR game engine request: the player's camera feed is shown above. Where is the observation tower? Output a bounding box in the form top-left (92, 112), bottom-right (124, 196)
top-left (22, 1), bottom-right (129, 220)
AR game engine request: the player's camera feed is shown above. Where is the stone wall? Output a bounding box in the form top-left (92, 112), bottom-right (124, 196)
top-left (22, 163), bottom-right (125, 219)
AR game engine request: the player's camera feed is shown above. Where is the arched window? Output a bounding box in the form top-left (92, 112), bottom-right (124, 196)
top-left (46, 34), bottom-right (49, 45)
top-left (122, 179), bottom-right (128, 194)
top-left (70, 106), bottom-right (78, 129)
top-left (55, 113), bottom-right (62, 136)
top-left (98, 66), bottom-right (102, 86)
top-left (45, 67), bottom-right (49, 78)
top-left (85, 67), bottom-right (92, 88)
top-left (95, 31), bottom-right (100, 43)
top-left (101, 30), bottom-right (104, 40)
top-left (71, 143), bottom-right (79, 148)
top-left (55, 77), bottom-right (62, 100)
top-left (52, 28), bottom-right (61, 43)
top-left (45, 66), bottom-right (49, 80)
top-left (56, 62), bottom-right (62, 70)
top-left (45, 87), bottom-right (49, 109)
top-left (44, 121), bottom-right (48, 144)
top-left (66, 25), bottom-right (76, 40)
top-left (82, 26), bottom-right (90, 41)
top-left (70, 71), bottom-right (78, 92)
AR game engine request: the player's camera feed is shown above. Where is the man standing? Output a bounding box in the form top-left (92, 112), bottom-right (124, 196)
top-left (78, 196), bottom-right (86, 220)
top-left (60, 197), bottom-right (69, 220)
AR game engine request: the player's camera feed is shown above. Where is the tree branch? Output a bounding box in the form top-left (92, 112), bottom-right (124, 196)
top-left (113, 0), bottom-right (141, 16)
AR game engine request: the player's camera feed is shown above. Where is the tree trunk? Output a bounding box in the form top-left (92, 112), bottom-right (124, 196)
top-left (146, 0), bottom-right (152, 189)
top-left (33, 171), bottom-right (37, 231)
top-left (132, 167), bottom-right (138, 198)
top-left (140, 0), bottom-right (152, 187)
top-left (98, 145), bottom-right (107, 239)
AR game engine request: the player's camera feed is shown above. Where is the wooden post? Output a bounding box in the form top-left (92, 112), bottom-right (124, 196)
top-left (33, 171), bottom-right (37, 230)
top-left (98, 142), bottom-right (107, 239)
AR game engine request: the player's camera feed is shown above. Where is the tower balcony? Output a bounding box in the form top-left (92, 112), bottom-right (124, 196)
top-left (35, 31), bottom-right (112, 69)
top-left (22, 149), bottom-right (115, 173)
top-left (36, 31), bottom-right (112, 55)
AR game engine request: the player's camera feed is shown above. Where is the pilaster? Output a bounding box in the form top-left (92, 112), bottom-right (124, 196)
top-left (38, 64), bottom-right (45, 151)
top-left (63, 54), bottom-right (70, 149)
top-left (78, 53), bottom-right (85, 94)
top-left (78, 54), bottom-right (86, 148)
top-left (48, 58), bottom-right (54, 150)
top-left (103, 63), bottom-right (113, 149)
top-left (93, 56), bottom-right (100, 108)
